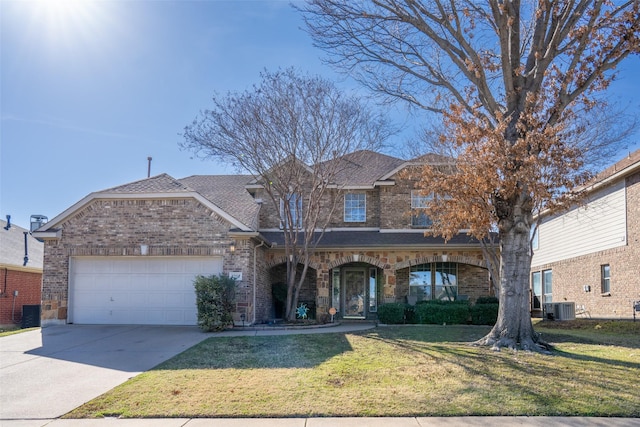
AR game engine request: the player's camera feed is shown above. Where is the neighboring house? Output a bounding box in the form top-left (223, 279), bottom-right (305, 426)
top-left (0, 219), bottom-right (44, 327)
top-left (34, 151), bottom-right (495, 326)
top-left (530, 149), bottom-right (640, 319)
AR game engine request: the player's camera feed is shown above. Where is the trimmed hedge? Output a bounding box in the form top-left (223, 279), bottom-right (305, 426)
top-left (476, 296), bottom-right (499, 305)
top-left (377, 298), bottom-right (498, 325)
top-left (377, 303), bottom-right (407, 324)
top-left (471, 296), bottom-right (499, 325)
top-left (414, 300), bottom-right (471, 324)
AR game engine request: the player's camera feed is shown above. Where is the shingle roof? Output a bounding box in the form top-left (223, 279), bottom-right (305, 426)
top-left (94, 173), bottom-right (258, 230)
top-left (0, 220), bottom-right (44, 270)
top-left (98, 173), bottom-right (193, 193)
top-left (324, 150), bottom-right (406, 186)
top-left (178, 175), bottom-right (259, 229)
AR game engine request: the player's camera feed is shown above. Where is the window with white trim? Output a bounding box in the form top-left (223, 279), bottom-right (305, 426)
top-left (279, 193), bottom-right (302, 229)
top-left (601, 264), bottom-right (610, 294)
top-left (409, 262), bottom-right (458, 301)
top-left (344, 193), bottom-right (366, 222)
top-left (543, 269), bottom-right (552, 304)
top-left (411, 190), bottom-right (432, 227)
top-left (531, 271), bottom-right (542, 310)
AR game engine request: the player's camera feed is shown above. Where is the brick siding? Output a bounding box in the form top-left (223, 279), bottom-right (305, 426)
top-left (0, 268), bottom-right (42, 326)
top-left (264, 248), bottom-right (492, 322)
top-left (41, 197), bottom-right (253, 325)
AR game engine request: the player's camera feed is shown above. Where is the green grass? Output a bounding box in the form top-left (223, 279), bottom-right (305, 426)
top-left (65, 321), bottom-right (640, 418)
top-left (0, 326), bottom-right (38, 337)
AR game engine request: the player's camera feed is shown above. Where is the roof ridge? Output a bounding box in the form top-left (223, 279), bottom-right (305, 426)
top-left (97, 173), bottom-right (194, 193)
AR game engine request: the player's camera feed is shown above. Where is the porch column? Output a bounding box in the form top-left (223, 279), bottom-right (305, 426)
top-left (316, 266), bottom-right (330, 322)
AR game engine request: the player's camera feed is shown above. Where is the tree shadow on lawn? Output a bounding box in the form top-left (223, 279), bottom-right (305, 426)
top-left (154, 332), bottom-right (354, 370)
top-left (360, 326), bottom-right (640, 415)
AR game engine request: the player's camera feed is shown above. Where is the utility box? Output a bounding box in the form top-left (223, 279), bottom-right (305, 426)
top-left (21, 305), bottom-right (41, 328)
top-left (544, 302), bottom-right (576, 321)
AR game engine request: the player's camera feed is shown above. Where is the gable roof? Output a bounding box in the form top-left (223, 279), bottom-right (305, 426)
top-left (0, 220), bottom-right (43, 272)
top-left (178, 175), bottom-right (259, 229)
top-left (323, 150), bottom-right (406, 187)
top-left (377, 152), bottom-right (455, 181)
top-left (37, 173), bottom-right (256, 233)
top-left (99, 173), bottom-right (193, 193)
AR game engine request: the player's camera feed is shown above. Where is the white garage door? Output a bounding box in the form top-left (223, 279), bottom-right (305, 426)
top-left (70, 257), bottom-right (223, 325)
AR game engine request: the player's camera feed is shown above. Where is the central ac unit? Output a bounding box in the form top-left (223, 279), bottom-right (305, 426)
top-left (543, 302), bottom-right (576, 321)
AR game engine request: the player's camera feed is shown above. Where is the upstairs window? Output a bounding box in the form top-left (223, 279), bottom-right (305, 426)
top-left (280, 193), bottom-right (302, 229)
top-left (411, 191), bottom-right (432, 227)
top-left (601, 264), bottom-right (611, 294)
top-left (531, 226), bottom-right (539, 251)
top-left (344, 193), bottom-right (366, 222)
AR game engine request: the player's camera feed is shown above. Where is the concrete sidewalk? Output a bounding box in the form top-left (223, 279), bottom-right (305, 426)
top-left (2, 416), bottom-right (639, 427)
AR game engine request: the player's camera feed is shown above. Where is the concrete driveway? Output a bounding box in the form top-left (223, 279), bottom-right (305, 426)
top-left (0, 325), bottom-right (210, 421)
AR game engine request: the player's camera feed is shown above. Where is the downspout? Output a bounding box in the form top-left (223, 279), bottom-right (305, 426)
top-left (23, 232), bottom-right (29, 266)
top-left (253, 241), bottom-right (265, 325)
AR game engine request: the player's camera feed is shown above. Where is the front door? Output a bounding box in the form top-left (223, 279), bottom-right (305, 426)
top-left (344, 268), bottom-right (366, 319)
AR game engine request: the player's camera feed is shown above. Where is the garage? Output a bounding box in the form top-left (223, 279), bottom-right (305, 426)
top-left (69, 256), bottom-right (223, 325)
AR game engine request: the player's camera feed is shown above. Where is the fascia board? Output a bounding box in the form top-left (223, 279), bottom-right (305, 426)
top-left (30, 230), bottom-right (61, 239)
top-left (584, 160), bottom-right (640, 193)
top-left (378, 161), bottom-right (422, 181)
top-left (39, 192), bottom-right (252, 232)
top-left (0, 263), bottom-right (43, 274)
top-left (379, 228), bottom-right (473, 234)
top-left (378, 161), bottom-right (454, 181)
top-left (327, 185), bottom-right (375, 190)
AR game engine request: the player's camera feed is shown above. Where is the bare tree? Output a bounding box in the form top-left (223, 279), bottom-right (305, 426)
top-left (300, 1), bottom-right (639, 350)
top-left (182, 68), bottom-right (394, 321)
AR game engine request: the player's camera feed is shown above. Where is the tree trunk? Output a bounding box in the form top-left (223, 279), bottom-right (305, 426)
top-left (285, 272), bottom-right (297, 322)
top-left (475, 200), bottom-right (549, 352)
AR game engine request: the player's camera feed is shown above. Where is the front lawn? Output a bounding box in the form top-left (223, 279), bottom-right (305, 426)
top-left (65, 321), bottom-right (640, 418)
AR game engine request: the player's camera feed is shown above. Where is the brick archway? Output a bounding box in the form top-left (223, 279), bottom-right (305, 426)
top-left (266, 256), bottom-right (321, 271)
top-left (327, 255), bottom-right (390, 270)
top-left (395, 254), bottom-right (486, 270)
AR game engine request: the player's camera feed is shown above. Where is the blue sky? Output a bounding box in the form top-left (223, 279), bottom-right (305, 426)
top-left (1, 0), bottom-right (639, 230)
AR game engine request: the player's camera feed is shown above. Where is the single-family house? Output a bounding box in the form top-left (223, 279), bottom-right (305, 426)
top-left (530, 148), bottom-right (640, 319)
top-left (0, 219), bottom-right (44, 327)
top-left (34, 150), bottom-right (495, 326)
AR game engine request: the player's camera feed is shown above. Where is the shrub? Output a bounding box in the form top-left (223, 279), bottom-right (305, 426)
top-left (194, 274), bottom-right (236, 332)
top-left (377, 303), bottom-right (407, 324)
top-left (404, 304), bottom-right (417, 324)
top-left (476, 296), bottom-right (499, 305)
top-left (414, 300), bottom-right (470, 324)
top-left (471, 303), bottom-right (499, 325)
